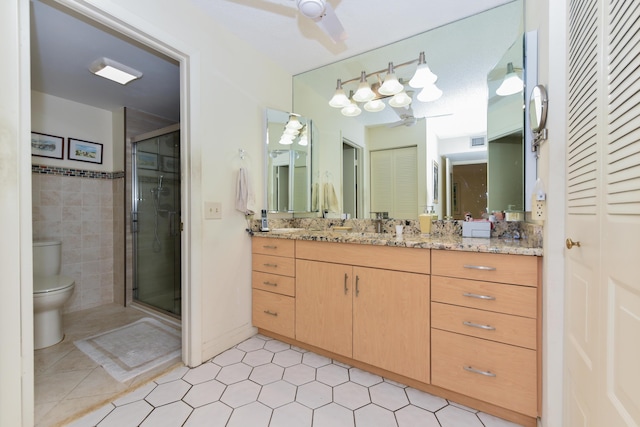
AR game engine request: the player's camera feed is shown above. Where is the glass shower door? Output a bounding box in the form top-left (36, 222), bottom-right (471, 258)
top-left (131, 125), bottom-right (181, 317)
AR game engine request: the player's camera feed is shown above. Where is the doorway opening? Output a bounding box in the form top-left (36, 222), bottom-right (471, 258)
top-left (342, 139), bottom-right (362, 219)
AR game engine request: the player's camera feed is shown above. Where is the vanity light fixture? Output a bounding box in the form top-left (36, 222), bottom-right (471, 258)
top-left (285, 114), bottom-right (303, 130)
top-left (328, 52), bottom-right (440, 117)
top-left (298, 125), bottom-right (308, 146)
top-left (279, 134), bottom-right (295, 145)
top-left (496, 62), bottom-right (524, 96)
top-left (89, 57), bottom-right (142, 85)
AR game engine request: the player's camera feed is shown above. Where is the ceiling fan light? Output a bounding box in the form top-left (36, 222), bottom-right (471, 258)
top-left (417, 84), bottom-right (443, 102)
top-left (378, 63), bottom-right (404, 96)
top-left (496, 63), bottom-right (523, 96)
top-left (341, 101), bottom-right (362, 117)
top-left (297, 0), bottom-right (326, 19)
top-left (364, 99), bottom-right (386, 112)
top-left (389, 91), bottom-right (412, 108)
top-left (352, 71), bottom-right (375, 102)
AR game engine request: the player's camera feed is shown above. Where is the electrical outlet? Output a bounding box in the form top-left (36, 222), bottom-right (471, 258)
top-left (205, 202), bottom-right (222, 220)
top-left (533, 199), bottom-right (546, 221)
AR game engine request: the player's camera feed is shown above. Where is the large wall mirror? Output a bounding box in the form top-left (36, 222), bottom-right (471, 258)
top-left (264, 109), bottom-right (315, 213)
top-left (292, 0), bottom-right (526, 220)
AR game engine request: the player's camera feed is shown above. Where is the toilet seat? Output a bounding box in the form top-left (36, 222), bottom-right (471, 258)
top-left (33, 275), bottom-right (75, 294)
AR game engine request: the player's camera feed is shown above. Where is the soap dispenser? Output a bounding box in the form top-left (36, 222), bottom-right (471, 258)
top-left (419, 206), bottom-right (432, 234)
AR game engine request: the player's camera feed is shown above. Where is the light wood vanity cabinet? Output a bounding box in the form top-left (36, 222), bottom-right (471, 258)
top-left (251, 238), bottom-right (296, 338)
top-left (295, 241), bottom-right (431, 384)
top-left (430, 250), bottom-right (541, 417)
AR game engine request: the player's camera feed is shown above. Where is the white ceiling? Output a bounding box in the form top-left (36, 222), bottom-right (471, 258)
top-left (30, 0), bottom-right (513, 122)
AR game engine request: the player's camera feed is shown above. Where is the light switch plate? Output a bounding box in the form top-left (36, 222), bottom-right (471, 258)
top-left (205, 202), bottom-right (222, 219)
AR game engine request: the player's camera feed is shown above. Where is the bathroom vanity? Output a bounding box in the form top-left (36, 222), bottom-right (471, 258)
top-left (251, 230), bottom-right (542, 427)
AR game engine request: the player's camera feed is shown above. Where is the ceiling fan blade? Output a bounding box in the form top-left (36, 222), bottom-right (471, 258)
top-left (313, 2), bottom-right (347, 43)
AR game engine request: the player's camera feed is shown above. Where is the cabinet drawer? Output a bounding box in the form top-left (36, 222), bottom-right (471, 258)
top-left (432, 302), bottom-right (536, 349)
top-left (252, 254), bottom-right (295, 277)
top-left (432, 251), bottom-right (538, 287)
top-left (252, 289), bottom-right (295, 338)
top-left (252, 237), bottom-right (295, 257)
top-left (252, 271), bottom-right (295, 297)
top-left (296, 240), bottom-right (430, 274)
top-left (431, 329), bottom-right (537, 417)
top-left (431, 276), bottom-right (537, 318)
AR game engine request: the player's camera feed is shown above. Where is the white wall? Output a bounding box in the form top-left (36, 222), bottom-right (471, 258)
top-left (31, 91), bottom-right (115, 172)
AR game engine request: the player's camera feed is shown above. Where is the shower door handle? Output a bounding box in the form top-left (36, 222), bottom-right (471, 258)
top-left (131, 211), bottom-right (138, 233)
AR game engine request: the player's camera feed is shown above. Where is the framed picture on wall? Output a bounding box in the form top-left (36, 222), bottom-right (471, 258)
top-left (68, 138), bottom-right (103, 164)
top-left (161, 155), bottom-right (178, 173)
top-left (433, 160), bottom-right (439, 205)
top-left (31, 132), bottom-right (64, 159)
top-left (138, 152), bottom-right (158, 170)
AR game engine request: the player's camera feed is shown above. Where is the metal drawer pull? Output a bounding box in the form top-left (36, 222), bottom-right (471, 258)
top-left (463, 264), bottom-right (497, 271)
top-left (263, 281), bottom-right (278, 287)
top-left (344, 273), bottom-right (349, 295)
top-left (464, 366), bottom-right (496, 377)
top-left (263, 245), bottom-right (278, 249)
top-left (463, 321), bottom-right (496, 331)
top-left (264, 310), bottom-right (278, 317)
top-left (264, 263), bottom-right (278, 268)
top-left (463, 292), bottom-right (496, 300)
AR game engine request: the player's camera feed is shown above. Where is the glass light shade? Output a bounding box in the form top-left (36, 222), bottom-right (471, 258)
top-left (409, 63), bottom-right (437, 88)
top-left (341, 101), bottom-right (362, 117)
top-left (364, 99), bottom-right (386, 112)
top-left (417, 84), bottom-right (443, 102)
top-left (279, 134), bottom-right (294, 145)
top-left (378, 73), bottom-right (403, 96)
top-left (285, 115), bottom-right (303, 130)
top-left (283, 127), bottom-right (299, 136)
top-left (352, 71), bottom-right (375, 102)
top-left (329, 89), bottom-right (351, 108)
top-left (496, 74), bottom-right (523, 96)
top-left (389, 91), bottom-right (412, 108)
top-left (298, 135), bottom-right (308, 146)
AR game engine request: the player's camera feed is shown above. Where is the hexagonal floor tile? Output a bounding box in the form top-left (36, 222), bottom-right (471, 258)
top-left (273, 349), bottom-right (303, 368)
top-left (369, 381), bottom-right (409, 411)
top-left (226, 401), bottom-right (272, 427)
top-left (313, 402), bottom-right (355, 427)
top-left (220, 379), bottom-right (261, 408)
top-left (249, 363), bottom-right (284, 385)
top-left (258, 380), bottom-right (296, 409)
top-left (243, 349), bottom-right (274, 367)
top-left (333, 381), bottom-right (370, 410)
top-left (283, 363), bottom-right (316, 386)
top-left (264, 339), bottom-right (290, 353)
top-left (405, 387), bottom-right (448, 412)
top-left (144, 380), bottom-right (191, 407)
top-left (183, 401), bottom-right (232, 427)
top-left (215, 362), bottom-right (252, 385)
top-left (396, 405), bottom-right (440, 427)
top-left (271, 402), bottom-right (312, 427)
top-left (436, 405), bottom-right (485, 427)
top-left (301, 352), bottom-right (331, 368)
top-left (97, 400), bottom-right (153, 427)
top-left (211, 348), bottom-right (245, 366)
top-left (316, 364), bottom-right (349, 386)
top-left (182, 379), bottom-right (226, 408)
top-left (296, 381), bottom-right (332, 409)
top-left (182, 362), bottom-right (221, 385)
top-left (354, 403), bottom-right (397, 427)
top-left (349, 367), bottom-right (383, 387)
top-left (140, 401), bottom-right (192, 426)
top-left (236, 337), bottom-right (266, 352)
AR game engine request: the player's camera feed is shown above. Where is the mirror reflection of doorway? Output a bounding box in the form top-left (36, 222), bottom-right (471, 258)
top-left (342, 140), bottom-right (361, 219)
top-left (131, 125), bottom-right (181, 317)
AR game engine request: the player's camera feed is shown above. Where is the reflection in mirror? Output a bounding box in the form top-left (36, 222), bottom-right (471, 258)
top-left (293, 0), bottom-right (525, 220)
top-left (265, 109), bottom-right (314, 213)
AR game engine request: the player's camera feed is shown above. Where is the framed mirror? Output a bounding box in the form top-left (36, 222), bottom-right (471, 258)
top-left (264, 109), bottom-right (314, 213)
top-left (293, 0), bottom-right (526, 220)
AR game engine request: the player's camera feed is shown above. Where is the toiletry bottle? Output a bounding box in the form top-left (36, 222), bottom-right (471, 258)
top-left (260, 209), bottom-right (269, 232)
top-left (429, 207), bottom-right (438, 224)
top-left (419, 206), bottom-right (431, 234)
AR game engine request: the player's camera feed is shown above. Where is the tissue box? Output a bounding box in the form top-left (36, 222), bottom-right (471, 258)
top-left (462, 221), bottom-right (491, 238)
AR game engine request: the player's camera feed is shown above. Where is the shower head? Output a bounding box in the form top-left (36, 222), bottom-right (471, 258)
top-left (158, 175), bottom-right (164, 190)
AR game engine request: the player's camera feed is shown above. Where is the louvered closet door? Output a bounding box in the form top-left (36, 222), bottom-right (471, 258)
top-left (370, 146), bottom-right (418, 219)
top-left (565, 0), bottom-right (640, 425)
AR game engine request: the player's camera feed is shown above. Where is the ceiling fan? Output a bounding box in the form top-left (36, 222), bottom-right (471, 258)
top-left (388, 104), bottom-right (453, 128)
top-left (224, 0), bottom-right (347, 43)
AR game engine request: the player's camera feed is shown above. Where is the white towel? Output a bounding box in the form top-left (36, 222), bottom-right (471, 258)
top-left (235, 167), bottom-right (256, 216)
top-left (323, 182), bottom-right (339, 212)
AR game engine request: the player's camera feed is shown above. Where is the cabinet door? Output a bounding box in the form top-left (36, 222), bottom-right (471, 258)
top-left (352, 267), bottom-right (430, 383)
top-left (296, 260), bottom-right (353, 358)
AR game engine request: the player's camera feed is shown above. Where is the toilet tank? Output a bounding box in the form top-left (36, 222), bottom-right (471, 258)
top-left (33, 240), bottom-right (62, 277)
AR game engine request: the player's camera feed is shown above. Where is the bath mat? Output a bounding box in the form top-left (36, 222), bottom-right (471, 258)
top-left (74, 317), bottom-right (181, 383)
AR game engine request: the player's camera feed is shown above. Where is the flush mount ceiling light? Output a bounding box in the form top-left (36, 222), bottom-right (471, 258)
top-left (89, 57), bottom-right (142, 85)
top-left (328, 52), bottom-right (440, 116)
top-left (496, 62), bottom-right (524, 96)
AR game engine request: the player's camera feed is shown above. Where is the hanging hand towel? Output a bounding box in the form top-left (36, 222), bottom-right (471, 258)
top-left (323, 182), bottom-right (340, 213)
top-left (311, 182), bottom-right (319, 212)
top-left (235, 167), bottom-right (256, 215)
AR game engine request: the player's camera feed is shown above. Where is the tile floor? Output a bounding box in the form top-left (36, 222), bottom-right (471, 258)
top-left (67, 333), bottom-right (524, 427)
top-left (34, 304), bottom-right (182, 427)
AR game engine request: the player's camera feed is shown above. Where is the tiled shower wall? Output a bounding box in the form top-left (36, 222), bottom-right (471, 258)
top-left (32, 167), bottom-right (125, 313)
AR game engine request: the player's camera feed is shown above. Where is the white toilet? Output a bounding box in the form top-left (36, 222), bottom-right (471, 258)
top-left (33, 240), bottom-right (75, 350)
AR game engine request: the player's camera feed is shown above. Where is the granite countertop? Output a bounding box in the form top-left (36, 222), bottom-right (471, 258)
top-left (252, 229), bottom-right (543, 256)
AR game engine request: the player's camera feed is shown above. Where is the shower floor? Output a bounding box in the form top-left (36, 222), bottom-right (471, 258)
top-left (34, 304), bottom-right (182, 427)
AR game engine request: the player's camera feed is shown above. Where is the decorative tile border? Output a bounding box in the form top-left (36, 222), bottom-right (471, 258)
top-left (32, 164), bottom-right (124, 180)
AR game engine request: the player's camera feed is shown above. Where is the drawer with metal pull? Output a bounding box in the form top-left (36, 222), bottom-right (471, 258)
top-left (252, 254), bottom-right (295, 277)
top-left (252, 289), bottom-right (294, 338)
top-left (252, 237), bottom-right (295, 257)
top-left (252, 271), bottom-right (295, 296)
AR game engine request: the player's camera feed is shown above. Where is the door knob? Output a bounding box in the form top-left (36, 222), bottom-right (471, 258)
top-left (566, 238), bottom-right (581, 249)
